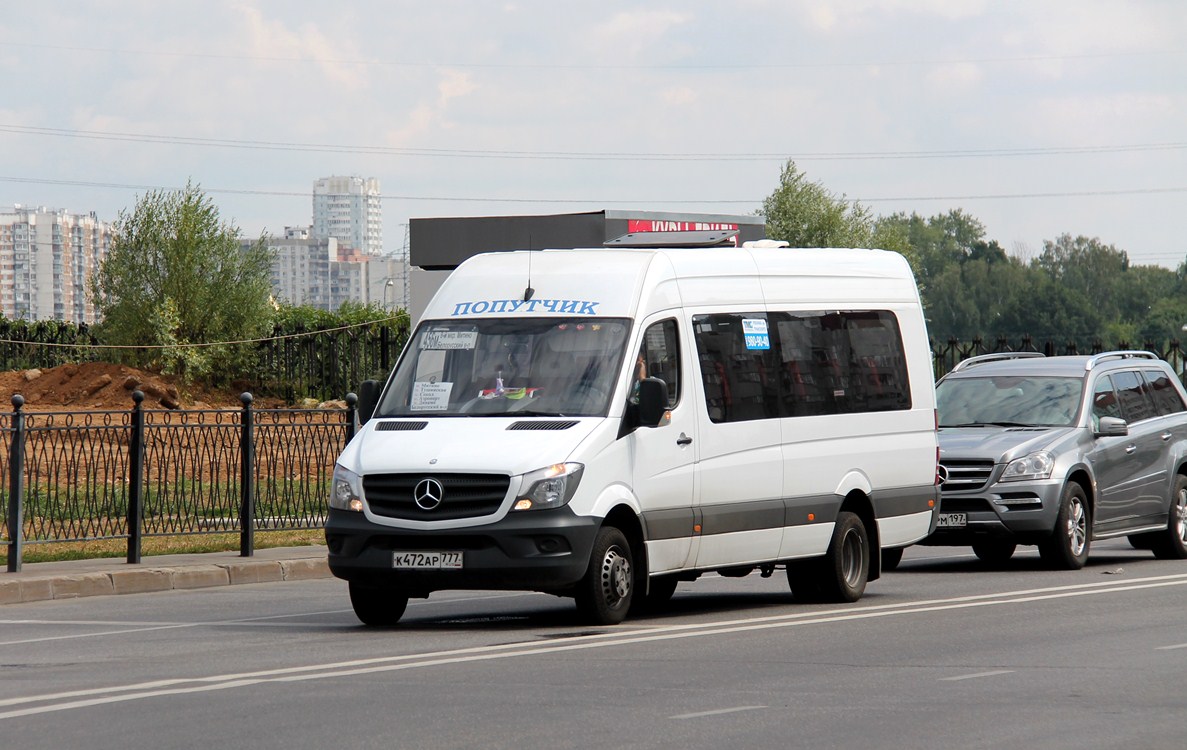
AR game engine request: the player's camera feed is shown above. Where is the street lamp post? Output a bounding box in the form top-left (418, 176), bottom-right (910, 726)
top-left (382, 278), bottom-right (395, 310)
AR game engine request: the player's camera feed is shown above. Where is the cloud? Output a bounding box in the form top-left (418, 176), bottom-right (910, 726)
top-left (232, 2), bottom-right (367, 89)
top-left (586, 10), bottom-right (691, 59)
top-left (383, 70), bottom-right (478, 145)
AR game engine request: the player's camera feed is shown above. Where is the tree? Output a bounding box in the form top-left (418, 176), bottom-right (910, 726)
top-left (91, 181), bottom-right (275, 379)
top-left (761, 161), bottom-right (904, 252)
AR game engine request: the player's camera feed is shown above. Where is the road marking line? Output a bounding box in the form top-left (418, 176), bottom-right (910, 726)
top-left (940, 670), bottom-right (1015, 681)
top-left (671, 706), bottom-right (766, 720)
top-left (1155, 643), bottom-right (1187, 650)
top-left (3, 572), bottom-right (1187, 720)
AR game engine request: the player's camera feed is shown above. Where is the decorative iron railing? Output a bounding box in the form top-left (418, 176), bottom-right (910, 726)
top-left (1, 392), bottom-right (357, 572)
top-left (931, 337), bottom-right (1186, 379)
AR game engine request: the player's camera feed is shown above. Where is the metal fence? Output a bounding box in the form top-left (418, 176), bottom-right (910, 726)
top-left (930, 337), bottom-right (1187, 380)
top-left (1, 391), bottom-right (357, 572)
top-left (0, 320), bottom-right (407, 404)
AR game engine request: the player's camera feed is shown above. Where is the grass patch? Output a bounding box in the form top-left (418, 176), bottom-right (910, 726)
top-left (1, 528), bottom-right (325, 565)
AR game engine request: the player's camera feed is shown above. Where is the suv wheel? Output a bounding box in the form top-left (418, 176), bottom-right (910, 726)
top-left (971, 539), bottom-right (1017, 564)
top-left (1150, 474), bottom-right (1187, 560)
top-left (1039, 483), bottom-right (1090, 570)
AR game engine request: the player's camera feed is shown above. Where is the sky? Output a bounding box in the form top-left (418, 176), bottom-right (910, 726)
top-left (2, 1), bottom-right (1185, 267)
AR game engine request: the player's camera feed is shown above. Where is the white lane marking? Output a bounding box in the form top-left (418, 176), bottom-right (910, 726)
top-left (1155, 643), bottom-right (1187, 650)
top-left (671, 706), bottom-right (767, 720)
top-left (940, 670), bottom-right (1015, 681)
top-left (0, 592), bottom-right (544, 646)
top-left (3, 572), bottom-right (1187, 720)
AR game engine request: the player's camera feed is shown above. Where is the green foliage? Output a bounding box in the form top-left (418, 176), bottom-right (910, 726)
top-left (90, 181), bottom-right (275, 380)
top-left (761, 161), bottom-right (890, 249)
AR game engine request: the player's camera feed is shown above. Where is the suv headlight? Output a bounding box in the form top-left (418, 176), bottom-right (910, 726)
top-left (331, 465), bottom-right (365, 512)
top-left (513, 463), bottom-right (584, 511)
top-left (1000, 451), bottom-right (1055, 482)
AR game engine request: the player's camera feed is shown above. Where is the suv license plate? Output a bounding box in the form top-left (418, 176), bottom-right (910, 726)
top-left (937, 513), bottom-right (967, 528)
top-left (392, 551), bottom-right (463, 569)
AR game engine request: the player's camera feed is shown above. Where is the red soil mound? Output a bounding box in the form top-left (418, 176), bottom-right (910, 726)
top-left (0, 362), bottom-right (255, 411)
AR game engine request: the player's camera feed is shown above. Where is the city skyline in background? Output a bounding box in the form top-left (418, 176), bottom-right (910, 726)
top-left (2, 2), bottom-right (1185, 272)
top-left (0, 174), bottom-right (409, 323)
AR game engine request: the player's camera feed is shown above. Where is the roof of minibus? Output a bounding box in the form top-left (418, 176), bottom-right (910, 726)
top-left (420, 246), bottom-right (919, 321)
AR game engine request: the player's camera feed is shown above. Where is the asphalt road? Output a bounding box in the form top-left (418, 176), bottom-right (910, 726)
top-left (2, 540), bottom-right (1185, 750)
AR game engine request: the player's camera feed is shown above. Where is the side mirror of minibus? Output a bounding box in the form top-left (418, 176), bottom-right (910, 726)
top-left (637, 377), bottom-right (670, 428)
top-left (1095, 415), bottom-right (1128, 437)
top-left (356, 380), bottom-right (381, 426)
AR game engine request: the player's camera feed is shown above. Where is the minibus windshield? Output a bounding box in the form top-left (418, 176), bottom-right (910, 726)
top-left (378, 317), bottom-right (632, 418)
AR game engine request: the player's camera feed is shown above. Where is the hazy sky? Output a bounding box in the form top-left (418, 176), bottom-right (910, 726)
top-left (3, 1), bottom-right (1185, 267)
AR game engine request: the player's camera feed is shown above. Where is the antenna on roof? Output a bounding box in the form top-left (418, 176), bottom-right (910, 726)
top-left (523, 235), bottom-right (535, 301)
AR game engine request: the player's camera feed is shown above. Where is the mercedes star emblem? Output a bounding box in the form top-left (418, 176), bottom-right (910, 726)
top-left (413, 477), bottom-right (445, 510)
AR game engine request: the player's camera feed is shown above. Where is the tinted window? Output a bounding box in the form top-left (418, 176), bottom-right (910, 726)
top-left (692, 313), bottom-right (780, 423)
top-left (692, 309), bottom-right (911, 424)
top-left (1142, 369), bottom-right (1186, 416)
top-left (776, 311), bottom-right (911, 416)
top-left (636, 319), bottom-right (681, 408)
top-left (1112, 369), bottom-right (1156, 423)
top-left (1092, 375), bottom-right (1122, 426)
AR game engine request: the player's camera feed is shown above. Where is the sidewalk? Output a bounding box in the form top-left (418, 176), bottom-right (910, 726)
top-left (0, 545), bottom-right (331, 606)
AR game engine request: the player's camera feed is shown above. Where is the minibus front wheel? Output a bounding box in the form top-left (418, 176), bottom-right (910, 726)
top-left (349, 581), bottom-right (410, 627)
top-left (575, 526), bottom-right (634, 625)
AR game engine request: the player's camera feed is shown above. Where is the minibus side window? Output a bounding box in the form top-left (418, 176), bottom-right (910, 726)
top-left (635, 319), bottom-right (681, 409)
top-left (773, 310), bottom-right (911, 416)
top-left (692, 313), bottom-right (780, 423)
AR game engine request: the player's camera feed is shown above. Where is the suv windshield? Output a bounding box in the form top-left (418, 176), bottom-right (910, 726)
top-left (937, 375), bottom-right (1082, 427)
top-left (378, 317), bottom-right (631, 417)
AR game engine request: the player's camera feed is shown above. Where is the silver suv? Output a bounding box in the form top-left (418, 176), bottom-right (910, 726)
top-left (925, 351), bottom-right (1187, 568)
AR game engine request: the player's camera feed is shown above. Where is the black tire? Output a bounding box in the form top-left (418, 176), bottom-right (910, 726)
top-left (819, 511), bottom-right (870, 603)
top-left (348, 581), bottom-right (409, 627)
top-left (1128, 533), bottom-right (1155, 550)
top-left (971, 539), bottom-right (1017, 564)
top-left (1038, 483), bottom-right (1091, 570)
top-left (1150, 474), bottom-right (1187, 560)
top-left (880, 546), bottom-right (905, 571)
top-left (575, 526), bottom-right (635, 625)
top-left (630, 574), bottom-right (679, 615)
top-left (785, 559), bottom-right (823, 602)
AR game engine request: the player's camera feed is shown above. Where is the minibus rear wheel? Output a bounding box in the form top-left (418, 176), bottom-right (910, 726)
top-left (349, 581), bottom-right (409, 627)
top-left (575, 526), bottom-right (634, 625)
top-left (818, 511), bottom-right (869, 603)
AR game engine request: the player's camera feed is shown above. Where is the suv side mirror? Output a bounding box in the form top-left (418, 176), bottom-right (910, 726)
top-left (1095, 415), bottom-right (1128, 437)
top-left (356, 380), bottom-right (381, 425)
top-left (637, 377), bottom-right (670, 428)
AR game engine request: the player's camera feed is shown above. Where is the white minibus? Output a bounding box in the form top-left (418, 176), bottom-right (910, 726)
top-left (327, 243), bottom-right (939, 625)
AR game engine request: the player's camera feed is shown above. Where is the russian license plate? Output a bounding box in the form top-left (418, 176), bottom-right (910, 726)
top-left (392, 551), bottom-right (463, 569)
top-left (937, 513), bottom-right (968, 528)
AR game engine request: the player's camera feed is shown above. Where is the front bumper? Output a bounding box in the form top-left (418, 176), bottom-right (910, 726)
top-left (922, 479), bottom-right (1065, 546)
top-left (324, 507), bottom-right (600, 596)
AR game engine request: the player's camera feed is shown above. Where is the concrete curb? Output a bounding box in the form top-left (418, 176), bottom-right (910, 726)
top-left (0, 550), bottom-right (331, 606)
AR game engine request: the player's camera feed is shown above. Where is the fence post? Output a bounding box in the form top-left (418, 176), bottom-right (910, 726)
top-left (345, 392), bottom-right (358, 443)
top-left (126, 391), bottom-right (145, 564)
top-left (239, 392), bottom-right (255, 557)
top-left (6, 395), bottom-right (26, 573)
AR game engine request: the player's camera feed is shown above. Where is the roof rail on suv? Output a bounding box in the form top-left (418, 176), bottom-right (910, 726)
top-left (1085, 350), bottom-right (1159, 371)
top-left (950, 351), bottom-right (1045, 373)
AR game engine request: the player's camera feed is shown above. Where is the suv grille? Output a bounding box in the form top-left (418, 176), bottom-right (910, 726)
top-left (940, 460), bottom-right (995, 492)
top-left (363, 473), bottom-right (511, 521)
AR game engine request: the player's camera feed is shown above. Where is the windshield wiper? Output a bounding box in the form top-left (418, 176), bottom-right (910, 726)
top-left (512, 410), bottom-right (573, 418)
top-left (942, 421), bottom-right (1030, 428)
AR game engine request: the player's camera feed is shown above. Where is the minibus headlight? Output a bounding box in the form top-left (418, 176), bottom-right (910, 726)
top-left (331, 465), bottom-right (365, 512)
top-left (513, 463), bottom-right (584, 511)
top-left (1000, 451), bottom-right (1055, 482)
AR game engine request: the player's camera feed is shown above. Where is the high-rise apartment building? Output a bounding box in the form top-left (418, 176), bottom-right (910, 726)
top-left (312, 176), bottom-right (382, 256)
top-left (0, 205), bottom-right (112, 323)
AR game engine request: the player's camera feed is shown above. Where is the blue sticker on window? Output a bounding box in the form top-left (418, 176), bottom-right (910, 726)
top-left (742, 318), bottom-right (770, 350)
